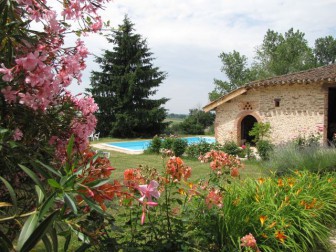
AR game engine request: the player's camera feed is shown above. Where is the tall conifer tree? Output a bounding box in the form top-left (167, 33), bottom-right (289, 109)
top-left (87, 16), bottom-right (169, 137)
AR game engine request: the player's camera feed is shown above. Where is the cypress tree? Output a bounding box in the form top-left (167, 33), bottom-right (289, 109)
top-left (87, 16), bottom-right (169, 137)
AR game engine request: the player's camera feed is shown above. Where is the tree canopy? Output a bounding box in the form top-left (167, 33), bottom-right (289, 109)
top-left (87, 16), bottom-right (169, 137)
top-left (209, 28), bottom-right (336, 101)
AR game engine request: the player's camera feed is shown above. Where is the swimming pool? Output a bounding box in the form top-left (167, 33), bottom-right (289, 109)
top-left (103, 136), bottom-right (215, 153)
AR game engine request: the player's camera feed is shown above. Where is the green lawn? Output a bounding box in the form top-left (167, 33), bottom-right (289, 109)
top-left (94, 147), bottom-right (270, 181)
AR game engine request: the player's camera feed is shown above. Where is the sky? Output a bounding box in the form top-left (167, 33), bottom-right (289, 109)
top-left (68, 0), bottom-right (336, 114)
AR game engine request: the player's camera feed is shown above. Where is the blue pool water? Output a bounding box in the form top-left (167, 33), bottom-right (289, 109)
top-left (104, 136), bottom-right (215, 152)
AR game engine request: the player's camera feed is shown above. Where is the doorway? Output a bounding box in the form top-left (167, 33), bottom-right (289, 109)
top-left (327, 88), bottom-right (336, 142)
top-left (241, 115), bottom-right (257, 144)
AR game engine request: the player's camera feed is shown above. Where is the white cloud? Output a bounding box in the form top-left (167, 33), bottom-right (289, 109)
top-left (68, 0), bottom-right (336, 113)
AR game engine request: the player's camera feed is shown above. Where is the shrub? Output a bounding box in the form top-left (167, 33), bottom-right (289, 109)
top-left (161, 137), bottom-right (175, 150)
top-left (185, 140), bottom-right (213, 159)
top-left (293, 131), bottom-right (322, 148)
top-left (221, 141), bottom-right (242, 156)
top-left (249, 122), bottom-right (271, 142)
top-left (172, 138), bottom-right (188, 157)
top-left (146, 135), bottom-right (162, 154)
top-left (256, 139), bottom-right (274, 160)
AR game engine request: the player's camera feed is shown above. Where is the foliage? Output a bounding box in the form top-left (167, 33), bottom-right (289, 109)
top-left (87, 16), bottom-right (169, 138)
top-left (209, 50), bottom-right (256, 100)
top-left (172, 138), bottom-right (188, 157)
top-left (265, 143), bottom-right (336, 175)
top-left (256, 140), bottom-right (274, 161)
top-left (314, 35), bottom-right (336, 65)
top-left (146, 135), bottom-right (162, 154)
top-left (292, 131), bottom-right (322, 148)
top-left (193, 171), bottom-right (336, 251)
top-left (249, 122), bottom-right (271, 143)
top-left (186, 140), bottom-right (213, 159)
top-left (209, 28), bottom-right (336, 100)
top-left (0, 0), bottom-right (117, 250)
top-left (146, 136), bottom-right (188, 157)
top-left (169, 108), bottom-right (215, 135)
top-left (254, 28), bottom-right (315, 77)
top-left (221, 141), bottom-right (242, 156)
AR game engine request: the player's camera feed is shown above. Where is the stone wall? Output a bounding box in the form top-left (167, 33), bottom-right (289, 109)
top-left (215, 83), bottom-right (326, 145)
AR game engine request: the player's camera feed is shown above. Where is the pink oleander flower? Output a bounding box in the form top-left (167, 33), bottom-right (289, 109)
top-left (0, 64), bottom-right (14, 82)
top-left (137, 180), bottom-right (160, 202)
top-left (90, 17), bottom-right (103, 32)
top-left (13, 128), bottom-right (23, 141)
top-left (241, 144), bottom-right (246, 149)
top-left (1, 86), bottom-right (18, 103)
top-left (241, 233), bottom-right (257, 248)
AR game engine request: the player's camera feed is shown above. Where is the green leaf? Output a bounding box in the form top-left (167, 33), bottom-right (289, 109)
top-left (47, 179), bottom-right (61, 189)
top-left (85, 178), bottom-right (111, 188)
top-left (49, 227), bottom-right (58, 252)
top-left (0, 176), bottom-right (17, 213)
top-left (64, 193), bottom-right (78, 215)
top-left (66, 135), bottom-right (75, 159)
top-left (20, 210), bottom-right (59, 252)
top-left (0, 229), bottom-right (13, 250)
top-left (39, 193), bottom-right (56, 218)
top-left (69, 225), bottom-right (90, 244)
top-left (75, 243), bottom-right (91, 252)
top-left (17, 213), bottom-right (39, 250)
top-left (63, 232), bottom-right (71, 252)
top-left (36, 160), bottom-right (62, 177)
top-left (18, 164), bottom-right (46, 195)
top-left (62, 174), bottom-right (77, 188)
top-left (35, 186), bottom-right (44, 205)
top-left (42, 235), bottom-right (52, 252)
top-left (80, 195), bottom-right (105, 215)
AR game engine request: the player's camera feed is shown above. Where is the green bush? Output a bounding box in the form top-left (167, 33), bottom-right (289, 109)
top-left (256, 139), bottom-right (274, 160)
top-left (161, 137), bottom-right (175, 150)
top-left (185, 140), bottom-right (213, 159)
top-left (221, 141), bottom-right (242, 156)
top-left (146, 136), bottom-right (162, 154)
top-left (172, 138), bottom-right (188, 157)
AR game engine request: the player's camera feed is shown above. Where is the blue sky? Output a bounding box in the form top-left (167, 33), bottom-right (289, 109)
top-left (68, 0), bottom-right (336, 114)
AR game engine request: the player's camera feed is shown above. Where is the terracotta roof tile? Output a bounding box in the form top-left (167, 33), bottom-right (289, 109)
top-left (246, 64), bottom-right (336, 88)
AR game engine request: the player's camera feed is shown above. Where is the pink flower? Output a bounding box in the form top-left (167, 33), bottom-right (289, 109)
top-left (0, 64), bottom-right (14, 82)
top-left (90, 17), bottom-right (103, 32)
top-left (137, 180), bottom-right (160, 202)
top-left (241, 145), bottom-right (246, 149)
top-left (15, 52), bottom-right (41, 71)
top-left (13, 128), bottom-right (23, 141)
top-left (241, 233), bottom-right (257, 248)
top-left (1, 86), bottom-right (18, 103)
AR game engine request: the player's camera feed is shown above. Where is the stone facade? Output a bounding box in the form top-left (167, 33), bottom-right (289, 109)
top-left (214, 83), bottom-right (327, 145)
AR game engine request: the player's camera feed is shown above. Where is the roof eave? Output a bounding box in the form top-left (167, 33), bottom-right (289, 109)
top-left (203, 87), bottom-right (247, 112)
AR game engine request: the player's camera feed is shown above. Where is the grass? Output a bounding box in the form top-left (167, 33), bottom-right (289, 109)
top-left (92, 141), bottom-right (269, 181)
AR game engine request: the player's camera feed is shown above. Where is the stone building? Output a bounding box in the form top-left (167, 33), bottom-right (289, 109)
top-left (203, 64), bottom-right (336, 145)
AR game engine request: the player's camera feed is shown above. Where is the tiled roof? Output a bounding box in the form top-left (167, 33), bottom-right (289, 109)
top-left (246, 64), bottom-right (336, 88)
top-left (203, 64), bottom-right (336, 112)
